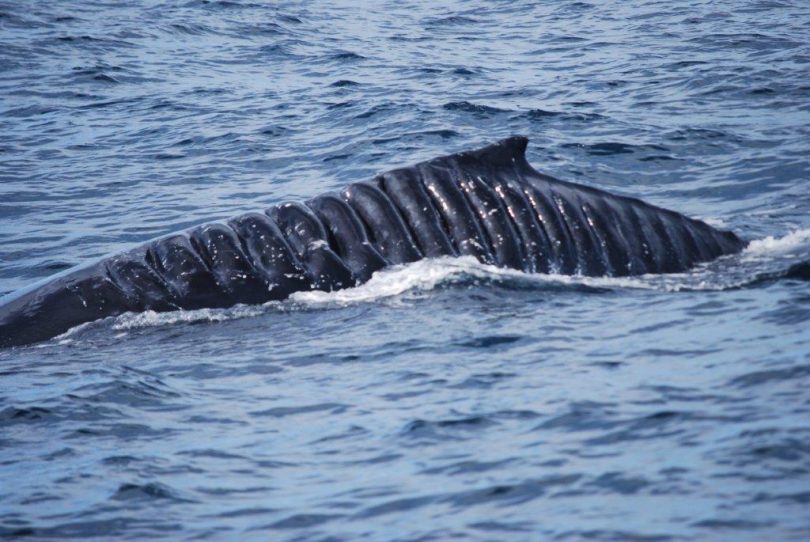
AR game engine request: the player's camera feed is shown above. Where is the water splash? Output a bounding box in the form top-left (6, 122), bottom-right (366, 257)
top-left (743, 228), bottom-right (810, 260)
top-left (97, 229), bottom-right (810, 335)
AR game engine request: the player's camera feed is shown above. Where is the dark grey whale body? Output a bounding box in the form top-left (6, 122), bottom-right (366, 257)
top-left (0, 136), bottom-right (745, 347)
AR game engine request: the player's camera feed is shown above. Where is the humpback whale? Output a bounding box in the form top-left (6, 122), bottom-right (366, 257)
top-left (0, 136), bottom-right (745, 348)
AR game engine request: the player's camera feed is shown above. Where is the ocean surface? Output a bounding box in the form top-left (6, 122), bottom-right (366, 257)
top-left (1, 1), bottom-right (809, 540)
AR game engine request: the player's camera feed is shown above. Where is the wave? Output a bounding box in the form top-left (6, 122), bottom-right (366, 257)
top-left (49, 229), bottom-right (810, 341)
top-left (743, 229), bottom-right (810, 259)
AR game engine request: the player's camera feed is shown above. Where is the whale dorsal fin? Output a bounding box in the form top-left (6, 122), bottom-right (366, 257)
top-left (426, 136), bottom-right (530, 172)
top-left (461, 135), bottom-right (529, 167)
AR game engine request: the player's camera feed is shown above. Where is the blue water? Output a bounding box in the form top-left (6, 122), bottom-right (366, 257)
top-left (2, 1), bottom-right (810, 540)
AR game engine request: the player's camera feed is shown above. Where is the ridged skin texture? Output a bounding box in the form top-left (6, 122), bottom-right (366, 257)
top-left (0, 137), bottom-right (746, 347)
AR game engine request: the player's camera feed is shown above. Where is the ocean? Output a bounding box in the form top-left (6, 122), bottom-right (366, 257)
top-left (1, 1), bottom-right (809, 540)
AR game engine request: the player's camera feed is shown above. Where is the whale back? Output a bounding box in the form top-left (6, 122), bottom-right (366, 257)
top-left (0, 136), bottom-right (745, 347)
top-left (382, 135), bottom-right (745, 276)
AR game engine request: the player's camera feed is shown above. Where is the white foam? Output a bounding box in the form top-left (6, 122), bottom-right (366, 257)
top-left (112, 304), bottom-right (269, 331)
top-left (743, 228), bottom-right (810, 260)
top-left (77, 230), bottom-right (810, 336)
top-left (102, 257), bottom-right (657, 333)
top-left (289, 256), bottom-right (506, 305)
top-left (53, 321), bottom-right (92, 344)
top-left (291, 256), bottom-right (664, 306)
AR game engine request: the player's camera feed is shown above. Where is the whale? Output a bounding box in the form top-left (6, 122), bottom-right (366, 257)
top-left (0, 136), bottom-right (746, 348)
